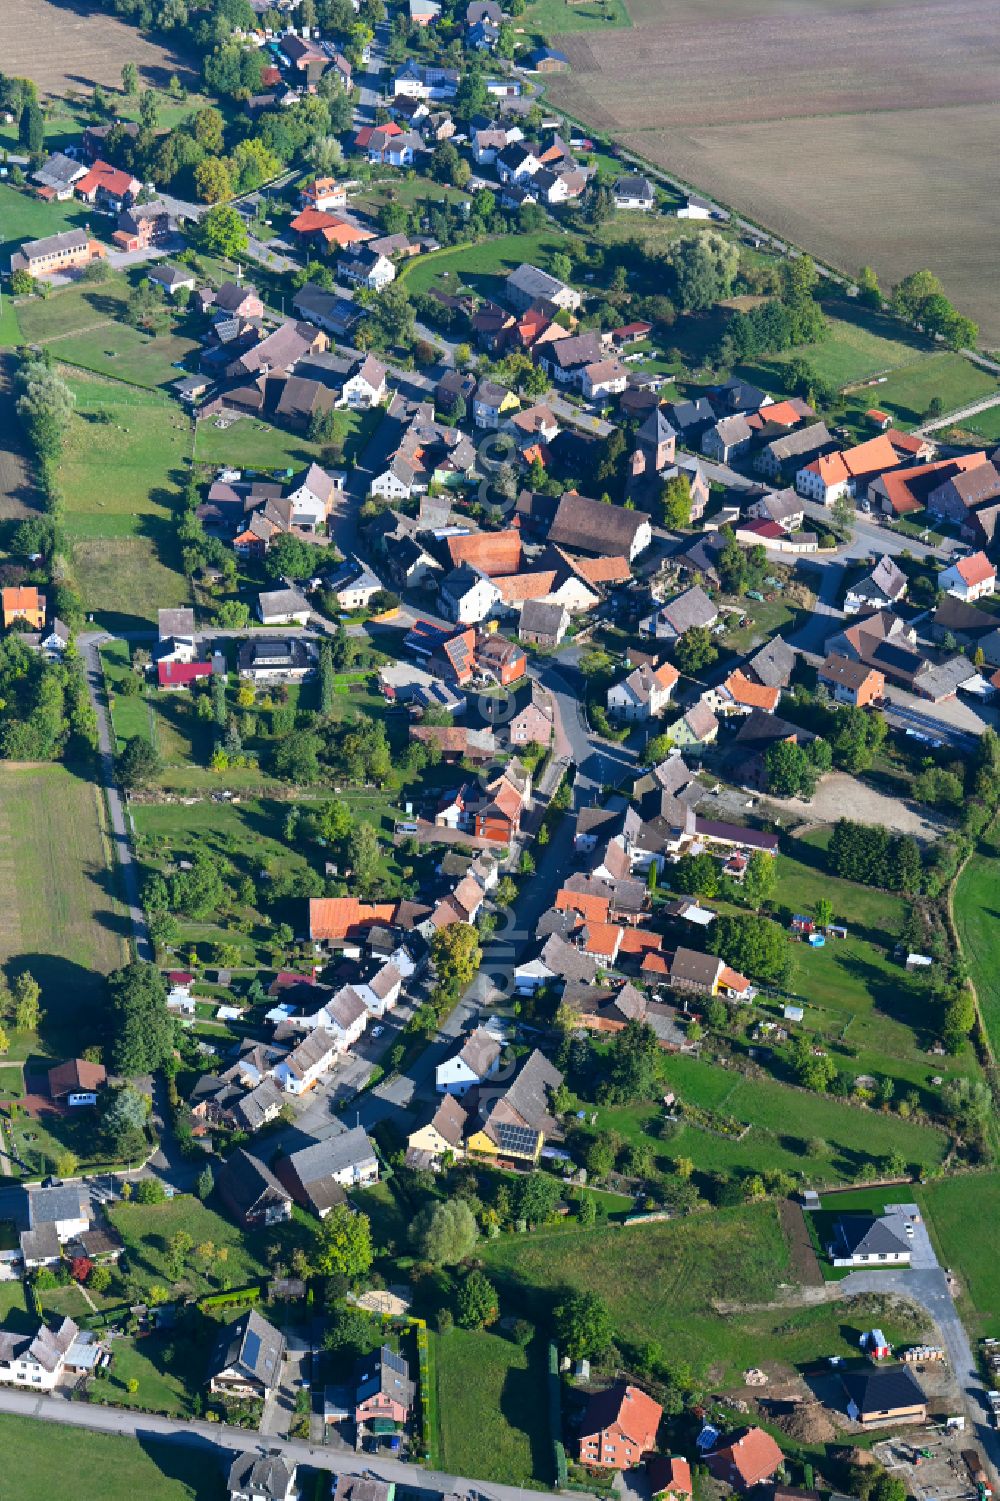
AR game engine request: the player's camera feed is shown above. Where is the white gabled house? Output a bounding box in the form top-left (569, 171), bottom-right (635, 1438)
top-left (435, 1026), bottom-right (503, 1096)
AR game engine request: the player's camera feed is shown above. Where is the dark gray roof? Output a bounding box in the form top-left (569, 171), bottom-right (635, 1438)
top-left (27, 1184), bottom-right (86, 1228)
top-left (498, 1048), bottom-right (563, 1131)
top-left (212, 1307), bottom-right (285, 1388)
top-left (834, 1214), bottom-right (910, 1258)
top-left (355, 1342), bottom-right (415, 1408)
top-left (519, 598), bottom-right (568, 637)
top-left (228, 1452), bottom-right (295, 1500)
top-left (669, 947), bottom-right (722, 987)
top-left (746, 634), bottom-right (796, 688)
top-left (661, 585), bottom-right (718, 634)
top-left (841, 1364), bottom-right (925, 1417)
top-left (548, 492), bottom-right (650, 555)
top-left (216, 1147), bottom-right (291, 1220)
top-left (285, 1125), bottom-right (377, 1187)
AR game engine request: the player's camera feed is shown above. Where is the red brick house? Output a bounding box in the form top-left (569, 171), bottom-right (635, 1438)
top-left (474, 770), bottom-right (526, 842)
top-left (578, 1382), bottom-right (662, 1469)
top-left (476, 633), bottom-right (526, 685)
top-left (706, 1428), bottom-right (784, 1490)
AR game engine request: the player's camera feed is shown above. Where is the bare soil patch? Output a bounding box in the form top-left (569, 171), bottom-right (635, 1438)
top-left (5, 0), bottom-right (196, 96)
top-left (767, 771), bottom-right (949, 842)
top-left (547, 0), bottom-right (1000, 341)
top-left (779, 1198), bottom-right (822, 1288)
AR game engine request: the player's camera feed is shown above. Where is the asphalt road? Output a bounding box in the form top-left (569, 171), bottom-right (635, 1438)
top-left (0, 1388), bottom-right (574, 1501)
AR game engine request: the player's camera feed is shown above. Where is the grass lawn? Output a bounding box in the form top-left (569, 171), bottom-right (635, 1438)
top-left (738, 303), bottom-right (931, 394)
top-left (0, 182), bottom-right (93, 269)
top-left (192, 406), bottom-right (379, 472)
top-left (108, 1193), bottom-right (312, 1297)
top-left (398, 231), bottom-right (566, 300)
top-left (921, 1172), bottom-right (1000, 1340)
top-left (954, 404), bottom-right (1000, 443)
top-left (596, 1052), bottom-right (947, 1189)
top-left (0, 763), bottom-right (129, 1062)
top-left (0, 297), bottom-right (23, 348)
top-left (0, 1278), bottom-right (34, 1332)
top-left (103, 1330), bottom-right (202, 1417)
top-left (17, 281), bottom-right (131, 343)
top-left (435, 1329), bottom-right (553, 1485)
top-left (53, 322), bottom-right (201, 391)
top-left (521, 0), bottom-right (630, 33)
top-left (483, 1201), bottom-right (790, 1374)
top-left (55, 370), bottom-right (193, 628)
top-left (0, 1414), bottom-right (222, 1501)
top-left (953, 821), bottom-right (1000, 1058)
top-left (848, 353), bottom-right (1000, 429)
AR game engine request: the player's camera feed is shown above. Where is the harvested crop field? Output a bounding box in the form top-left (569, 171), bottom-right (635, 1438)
top-left (5, 0), bottom-right (195, 96)
top-left (545, 0), bottom-right (1000, 341)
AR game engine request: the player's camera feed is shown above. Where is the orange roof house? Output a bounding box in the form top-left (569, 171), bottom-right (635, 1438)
top-left (1, 585), bottom-right (45, 630)
top-left (555, 886), bottom-right (612, 925)
top-left (309, 898), bottom-right (399, 943)
top-left (579, 1383), bottom-right (662, 1469)
top-left (649, 1456), bottom-right (693, 1500)
top-left (706, 1428), bottom-right (783, 1490)
top-left (722, 670), bottom-right (781, 713)
top-left (447, 529), bottom-right (523, 576)
top-left (873, 452), bottom-right (986, 516)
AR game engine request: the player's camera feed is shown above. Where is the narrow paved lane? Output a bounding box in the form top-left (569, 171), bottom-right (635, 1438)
top-left (0, 1387), bottom-right (576, 1501)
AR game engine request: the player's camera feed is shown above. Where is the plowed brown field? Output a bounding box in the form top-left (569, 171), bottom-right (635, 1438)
top-left (5, 0), bottom-right (195, 95)
top-left (544, 0), bottom-right (1000, 342)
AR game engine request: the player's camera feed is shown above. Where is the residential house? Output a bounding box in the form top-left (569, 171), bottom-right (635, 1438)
top-left (407, 1093), bottom-right (469, 1166)
top-left (545, 492), bottom-right (652, 560)
top-left (708, 669), bottom-right (781, 716)
top-left (258, 587), bottom-right (311, 626)
top-left (871, 452), bottom-right (986, 520)
top-left (667, 702), bottom-right (719, 751)
top-left (73, 158), bottom-right (140, 211)
top-left (746, 488), bottom-right (806, 530)
top-left (841, 1366), bottom-right (927, 1427)
top-left (475, 633), bottom-right (527, 685)
top-left (702, 414), bottom-right (753, 463)
top-left (706, 1429), bottom-right (784, 1491)
top-left (147, 263), bottom-right (196, 296)
top-left (355, 1345), bottom-right (414, 1426)
top-left (844, 555), bottom-right (907, 615)
top-left (293, 284), bottom-right (364, 341)
top-left (745, 635), bottom-right (796, 690)
top-left (583, 359), bottom-right (628, 401)
top-left (285, 463), bottom-right (344, 531)
top-left (828, 1214), bottom-right (911, 1267)
top-left (227, 1453), bottom-right (297, 1501)
top-left (209, 1309), bottom-right (285, 1397)
top-left (826, 611), bottom-right (967, 702)
top-left (436, 1026), bottom-right (503, 1096)
top-left (579, 1383), bottom-right (663, 1469)
top-left (300, 177), bottom-right (348, 212)
top-left (216, 1148), bottom-right (293, 1229)
top-left (276, 1127), bottom-right (379, 1217)
top-left (47, 1059), bottom-right (106, 1107)
top-left (677, 195), bottom-right (714, 219)
top-left (32, 151), bottom-right (86, 199)
top-left (467, 1048), bottom-right (563, 1163)
top-left (796, 434), bottom-right (900, 505)
top-left (607, 661), bottom-right (679, 722)
top-left (342, 354), bottom-right (388, 408)
top-left (509, 685), bottom-right (555, 745)
top-left (926, 459), bottom-right (1000, 527)
top-left (818, 655), bottom-right (884, 707)
top-left (0, 1317), bottom-right (95, 1390)
top-left (755, 422), bottom-right (832, 483)
top-left (440, 566), bottom-right (501, 625)
top-left (529, 47), bottom-right (570, 72)
top-left (2, 585), bottom-right (46, 630)
top-left (613, 174), bottom-right (655, 211)
top-left (474, 761), bottom-right (531, 842)
top-left (26, 1184), bottom-right (89, 1243)
top-left (238, 638), bottom-right (314, 684)
top-left (667, 947), bottom-right (750, 999)
top-left (505, 262), bottom-right (581, 313)
top-left (473, 378), bottom-right (520, 429)
top-left (645, 585), bottom-right (718, 643)
top-left (519, 598), bottom-right (569, 647)
top-left (10, 229), bottom-right (106, 279)
top-left (272, 1029), bottom-right (340, 1095)
top-left (537, 329), bottom-right (604, 387)
top-left (939, 550), bottom-right (996, 601)
top-left (338, 247), bottom-right (396, 291)
top-left (112, 200), bottom-right (178, 252)
top-left (648, 1456), bottom-right (694, 1501)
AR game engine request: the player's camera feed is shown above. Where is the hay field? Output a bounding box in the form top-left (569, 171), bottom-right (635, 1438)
top-left (0, 765), bottom-right (128, 1053)
top-left (5, 0), bottom-right (195, 96)
top-left (545, 0), bottom-right (1000, 341)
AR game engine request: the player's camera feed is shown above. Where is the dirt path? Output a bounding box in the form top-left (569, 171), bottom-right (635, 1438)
top-left (0, 353), bottom-right (42, 523)
top-left (779, 1197), bottom-right (823, 1287)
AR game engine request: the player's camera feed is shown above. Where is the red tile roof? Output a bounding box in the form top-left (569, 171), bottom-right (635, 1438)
top-left (158, 661), bottom-right (213, 688)
top-left (724, 670), bottom-right (780, 711)
top-left (447, 529), bottom-right (523, 576)
top-left (955, 550), bottom-right (996, 586)
top-left (75, 159), bottom-right (136, 198)
top-left (309, 898), bottom-right (399, 941)
top-left (708, 1427), bottom-right (783, 1489)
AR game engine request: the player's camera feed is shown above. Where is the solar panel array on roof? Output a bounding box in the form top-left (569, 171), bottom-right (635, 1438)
top-left (383, 1346), bottom-right (408, 1378)
top-left (243, 1329), bottom-right (261, 1372)
top-left (496, 1122), bottom-right (538, 1156)
top-left (873, 641), bottom-right (920, 672)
